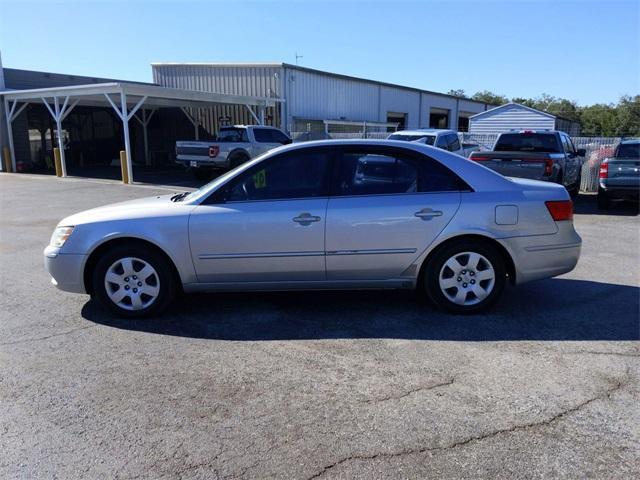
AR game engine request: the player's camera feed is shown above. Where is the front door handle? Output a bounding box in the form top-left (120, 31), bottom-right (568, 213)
top-left (293, 212), bottom-right (321, 225)
top-left (415, 208), bottom-right (443, 220)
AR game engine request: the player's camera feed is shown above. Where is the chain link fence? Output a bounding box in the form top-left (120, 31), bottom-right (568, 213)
top-left (289, 127), bottom-right (628, 193)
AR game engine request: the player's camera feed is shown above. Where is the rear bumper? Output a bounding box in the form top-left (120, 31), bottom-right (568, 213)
top-left (599, 183), bottom-right (640, 200)
top-left (44, 246), bottom-right (87, 294)
top-left (176, 156), bottom-right (229, 169)
top-left (498, 223), bottom-right (581, 284)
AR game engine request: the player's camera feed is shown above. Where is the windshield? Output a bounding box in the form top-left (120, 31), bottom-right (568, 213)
top-left (388, 134), bottom-right (436, 145)
top-left (216, 128), bottom-right (248, 143)
top-left (617, 143), bottom-right (640, 158)
top-left (494, 133), bottom-right (561, 153)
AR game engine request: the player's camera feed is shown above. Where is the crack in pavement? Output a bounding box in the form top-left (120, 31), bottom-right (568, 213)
top-left (306, 370), bottom-right (630, 480)
top-left (361, 378), bottom-right (455, 404)
top-left (0, 325), bottom-right (97, 346)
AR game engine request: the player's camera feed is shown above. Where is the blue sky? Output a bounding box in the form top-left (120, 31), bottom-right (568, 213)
top-left (1, 0), bottom-right (638, 105)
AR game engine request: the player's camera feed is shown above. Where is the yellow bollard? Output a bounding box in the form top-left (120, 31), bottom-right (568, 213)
top-left (53, 148), bottom-right (63, 177)
top-left (119, 150), bottom-right (129, 184)
top-left (2, 146), bottom-right (12, 173)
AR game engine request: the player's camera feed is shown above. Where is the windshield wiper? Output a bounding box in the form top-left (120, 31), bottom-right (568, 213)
top-left (170, 192), bottom-right (190, 202)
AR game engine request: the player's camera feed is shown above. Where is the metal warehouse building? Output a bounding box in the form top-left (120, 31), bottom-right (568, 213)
top-left (152, 62), bottom-right (492, 136)
top-left (1, 60), bottom-right (491, 180)
top-left (469, 102), bottom-right (581, 136)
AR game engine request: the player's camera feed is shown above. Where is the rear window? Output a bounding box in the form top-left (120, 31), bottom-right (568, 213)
top-left (617, 143), bottom-right (640, 158)
top-left (494, 133), bottom-right (561, 153)
top-left (217, 128), bottom-right (248, 143)
top-left (388, 134), bottom-right (436, 145)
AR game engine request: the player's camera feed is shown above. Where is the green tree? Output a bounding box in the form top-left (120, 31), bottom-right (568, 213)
top-left (471, 90), bottom-right (509, 106)
top-left (579, 103), bottom-right (618, 136)
top-left (615, 95), bottom-right (640, 136)
top-left (447, 89), bottom-right (467, 98)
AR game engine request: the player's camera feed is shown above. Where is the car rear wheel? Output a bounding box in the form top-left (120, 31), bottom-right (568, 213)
top-left (92, 244), bottom-right (176, 318)
top-left (424, 240), bottom-right (506, 314)
top-left (229, 153), bottom-right (249, 170)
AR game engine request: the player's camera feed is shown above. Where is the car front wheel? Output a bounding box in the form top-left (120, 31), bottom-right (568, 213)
top-left (92, 244), bottom-right (176, 318)
top-left (424, 240), bottom-right (506, 314)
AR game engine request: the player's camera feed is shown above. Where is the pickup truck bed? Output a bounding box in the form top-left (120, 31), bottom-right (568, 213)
top-left (469, 131), bottom-right (584, 193)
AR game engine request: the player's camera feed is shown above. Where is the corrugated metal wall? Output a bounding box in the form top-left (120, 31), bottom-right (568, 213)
top-left (285, 68), bottom-right (379, 124)
top-left (152, 64), bottom-right (283, 134)
top-left (469, 104), bottom-right (555, 134)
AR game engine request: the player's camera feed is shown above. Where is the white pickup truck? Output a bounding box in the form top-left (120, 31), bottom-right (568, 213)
top-left (176, 125), bottom-right (291, 179)
top-left (387, 129), bottom-right (480, 157)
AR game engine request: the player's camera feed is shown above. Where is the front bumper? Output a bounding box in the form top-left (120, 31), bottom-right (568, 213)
top-left (499, 223), bottom-right (582, 284)
top-left (44, 245), bottom-right (87, 293)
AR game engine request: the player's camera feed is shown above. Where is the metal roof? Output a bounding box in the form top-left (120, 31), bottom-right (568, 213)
top-left (151, 62), bottom-right (493, 106)
top-left (2, 81), bottom-right (282, 108)
top-left (469, 102), bottom-right (556, 120)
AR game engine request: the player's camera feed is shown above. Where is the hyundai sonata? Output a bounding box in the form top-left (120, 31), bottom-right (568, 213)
top-left (45, 140), bottom-right (581, 317)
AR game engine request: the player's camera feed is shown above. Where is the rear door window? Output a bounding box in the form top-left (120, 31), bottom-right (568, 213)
top-left (333, 146), bottom-right (468, 196)
top-left (253, 128), bottom-right (276, 143)
top-left (447, 134), bottom-right (461, 151)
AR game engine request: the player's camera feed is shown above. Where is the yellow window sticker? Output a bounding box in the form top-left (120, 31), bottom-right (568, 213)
top-left (253, 169), bottom-right (267, 188)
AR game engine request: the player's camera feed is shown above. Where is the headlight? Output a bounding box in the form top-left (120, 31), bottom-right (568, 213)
top-left (49, 226), bottom-right (75, 248)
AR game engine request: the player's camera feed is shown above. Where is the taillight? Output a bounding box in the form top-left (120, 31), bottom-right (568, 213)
top-left (543, 159), bottom-right (553, 176)
top-left (471, 156), bottom-right (491, 162)
top-left (545, 200), bottom-right (573, 221)
top-left (209, 146), bottom-right (219, 158)
top-left (599, 161), bottom-right (608, 179)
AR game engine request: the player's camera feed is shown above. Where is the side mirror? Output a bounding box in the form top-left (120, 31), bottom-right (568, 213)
top-left (577, 148), bottom-right (586, 157)
top-left (282, 138), bottom-right (293, 145)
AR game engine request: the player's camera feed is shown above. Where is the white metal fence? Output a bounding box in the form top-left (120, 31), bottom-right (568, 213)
top-left (290, 128), bottom-right (628, 193)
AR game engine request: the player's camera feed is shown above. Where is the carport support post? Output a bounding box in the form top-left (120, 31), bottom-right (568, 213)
top-left (3, 98), bottom-right (17, 172)
top-left (120, 92), bottom-right (133, 183)
top-left (53, 97), bottom-right (68, 177)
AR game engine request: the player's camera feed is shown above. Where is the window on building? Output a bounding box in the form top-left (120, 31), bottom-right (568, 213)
top-left (386, 112), bottom-right (407, 132)
top-left (429, 108), bottom-right (449, 129)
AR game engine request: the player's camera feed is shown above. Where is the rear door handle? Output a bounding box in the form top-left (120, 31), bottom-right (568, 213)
top-left (415, 208), bottom-right (443, 220)
top-left (293, 212), bottom-right (321, 225)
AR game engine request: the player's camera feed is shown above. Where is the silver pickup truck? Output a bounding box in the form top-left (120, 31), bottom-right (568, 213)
top-left (176, 125), bottom-right (291, 179)
top-left (598, 139), bottom-right (640, 209)
top-left (469, 130), bottom-right (585, 195)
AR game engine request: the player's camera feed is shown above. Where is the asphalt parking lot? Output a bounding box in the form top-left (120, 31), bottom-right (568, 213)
top-left (1, 173), bottom-right (639, 479)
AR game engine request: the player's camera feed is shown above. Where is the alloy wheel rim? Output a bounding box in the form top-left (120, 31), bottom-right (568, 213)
top-left (438, 251), bottom-right (495, 306)
top-left (104, 257), bottom-right (160, 311)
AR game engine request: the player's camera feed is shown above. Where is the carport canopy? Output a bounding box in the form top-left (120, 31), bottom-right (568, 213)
top-left (2, 82), bottom-right (282, 182)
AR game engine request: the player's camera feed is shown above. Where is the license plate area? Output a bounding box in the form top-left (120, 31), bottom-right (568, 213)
top-left (190, 161), bottom-right (198, 167)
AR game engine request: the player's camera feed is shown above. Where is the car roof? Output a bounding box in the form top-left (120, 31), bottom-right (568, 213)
top-left (619, 139), bottom-right (640, 145)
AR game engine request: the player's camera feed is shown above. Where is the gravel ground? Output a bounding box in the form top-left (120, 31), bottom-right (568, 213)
top-left (1, 173), bottom-right (639, 479)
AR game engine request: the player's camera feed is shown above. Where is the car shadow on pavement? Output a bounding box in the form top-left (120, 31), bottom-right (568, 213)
top-left (82, 278), bottom-right (640, 342)
top-left (573, 194), bottom-right (639, 216)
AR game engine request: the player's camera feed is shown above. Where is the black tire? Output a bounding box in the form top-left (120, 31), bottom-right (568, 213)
top-left (423, 239), bottom-right (507, 314)
top-left (193, 168), bottom-right (212, 182)
top-left (228, 153), bottom-right (249, 170)
top-left (569, 171), bottom-right (581, 197)
top-left (597, 188), bottom-right (610, 210)
top-left (92, 244), bottom-right (176, 318)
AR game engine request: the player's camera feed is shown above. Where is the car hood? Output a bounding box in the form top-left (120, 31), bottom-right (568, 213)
top-left (58, 194), bottom-right (187, 226)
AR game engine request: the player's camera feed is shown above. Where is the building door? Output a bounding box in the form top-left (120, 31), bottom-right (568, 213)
top-left (386, 112), bottom-right (407, 132)
top-left (429, 108), bottom-right (450, 129)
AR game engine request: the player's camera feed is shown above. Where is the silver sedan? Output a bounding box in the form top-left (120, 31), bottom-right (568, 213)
top-left (44, 140), bottom-right (581, 317)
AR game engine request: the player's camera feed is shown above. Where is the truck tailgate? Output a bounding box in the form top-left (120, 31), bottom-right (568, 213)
top-left (605, 158), bottom-right (640, 187)
top-left (470, 152), bottom-right (552, 180)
